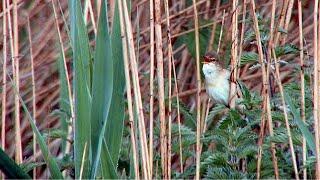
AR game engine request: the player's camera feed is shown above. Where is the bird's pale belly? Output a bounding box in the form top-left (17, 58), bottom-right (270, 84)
top-left (205, 78), bottom-right (230, 105)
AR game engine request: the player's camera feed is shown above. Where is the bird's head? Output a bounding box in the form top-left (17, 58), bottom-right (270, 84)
top-left (203, 51), bottom-right (219, 65)
top-left (202, 51), bottom-right (225, 78)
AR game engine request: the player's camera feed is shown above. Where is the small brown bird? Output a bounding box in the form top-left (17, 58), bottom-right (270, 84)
top-left (202, 51), bottom-right (243, 109)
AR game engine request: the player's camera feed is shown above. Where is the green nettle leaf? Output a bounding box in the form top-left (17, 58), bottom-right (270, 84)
top-left (275, 44), bottom-right (299, 57)
top-left (240, 52), bottom-right (258, 65)
top-left (284, 90), bottom-right (315, 153)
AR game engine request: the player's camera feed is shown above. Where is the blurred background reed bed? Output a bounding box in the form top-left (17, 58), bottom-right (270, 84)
top-left (0, 0), bottom-right (319, 179)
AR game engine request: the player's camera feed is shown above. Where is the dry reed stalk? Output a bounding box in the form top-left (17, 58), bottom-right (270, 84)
top-left (118, 1), bottom-right (140, 177)
top-left (217, 10), bottom-right (226, 54)
top-left (1, 0), bottom-right (7, 154)
top-left (249, 0), bottom-right (279, 179)
top-left (164, 0), bottom-right (174, 177)
top-left (96, 0), bottom-right (101, 20)
top-left (170, 52), bottom-right (184, 173)
top-left (84, 0), bottom-right (97, 35)
top-left (298, 1), bottom-right (307, 179)
top-left (208, 0), bottom-right (221, 51)
top-left (204, 0), bottom-right (210, 19)
top-left (192, 0), bottom-right (201, 179)
top-left (84, 0), bottom-right (89, 23)
top-left (256, 114), bottom-right (266, 179)
top-left (121, 0), bottom-right (151, 178)
top-left (140, 20), bottom-right (221, 50)
top-left (256, 0), bottom-right (276, 178)
top-left (154, 0), bottom-right (167, 178)
top-left (280, 0), bottom-right (294, 45)
top-left (109, 0), bottom-right (115, 29)
top-left (26, 16), bottom-right (37, 180)
top-left (149, 0), bottom-right (155, 177)
top-left (139, 0), bottom-right (207, 34)
top-left (237, 0), bottom-right (247, 79)
top-left (271, 49), bottom-right (299, 180)
top-left (229, 0), bottom-right (238, 108)
top-left (314, 0), bottom-right (320, 178)
top-left (274, 0), bottom-right (288, 45)
top-left (51, 0), bottom-right (74, 156)
top-left (12, 0), bottom-right (22, 163)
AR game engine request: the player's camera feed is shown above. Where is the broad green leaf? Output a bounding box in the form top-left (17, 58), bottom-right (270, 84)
top-left (90, 1), bottom-right (114, 178)
top-left (103, 0), bottom-right (125, 168)
top-left (100, 1), bottom-right (127, 177)
top-left (69, 0), bottom-right (92, 178)
top-left (0, 147), bottom-right (31, 179)
top-left (100, 140), bottom-right (118, 179)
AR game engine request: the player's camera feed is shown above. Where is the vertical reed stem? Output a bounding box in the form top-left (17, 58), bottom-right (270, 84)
top-left (118, 1), bottom-right (140, 178)
top-left (149, 0), bottom-right (155, 177)
top-left (27, 16), bottom-right (37, 180)
top-left (272, 49), bottom-right (299, 180)
top-left (192, 0), bottom-right (201, 179)
top-left (297, 1), bottom-right (307, 179)
top-left (122, 0), bottom-right (151, 178)
top-left (208, 0), bottom-right (221, 51)
top-left (164, 0), bottom-right (174, 178)
top-left (229, 0), bottom-right (238, 108)
top-left (313, 0), bottom-right (320, 178)
top-left (154, 0), bottom-right (167, 178)
top-left (12, 0), bottom-right (22, 163)
top-left (1, 0), bottom-right (7, 155)
top-left (250, 0), bottom-right (279, 179)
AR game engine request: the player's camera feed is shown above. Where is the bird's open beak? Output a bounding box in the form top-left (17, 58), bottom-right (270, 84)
top-left (202, 61), bottom-right (208, 64)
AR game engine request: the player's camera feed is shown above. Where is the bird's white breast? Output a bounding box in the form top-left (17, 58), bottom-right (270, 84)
top-left (202, 63), bottom-right (230, 105)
